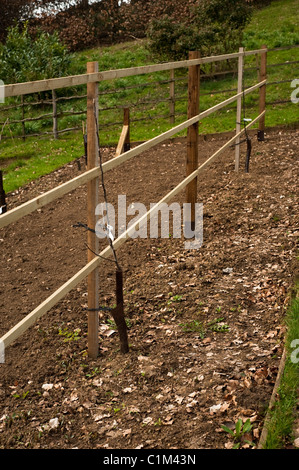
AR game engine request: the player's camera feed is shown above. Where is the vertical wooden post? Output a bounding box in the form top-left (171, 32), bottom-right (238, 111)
top-left (82, 121), bottom-right (88, 166)
top-left (0, 170), bottom-right (7, 214)
top-left (21, 95), bottom-right (26, 142)
top-left (87, 61), bottom-right (99, 359)
top-left (169, 69), bottom-right (175, 124)
top-left (186, 51), bottom-right (200, 232)
top-left (235, 47), bottom-right (244, 172)
top-left (258, 45), bottom-right (267, 141)
top-left (52, 90), bottom-right (58, 140)
top-left (123, 107), bottom-right (130, 152)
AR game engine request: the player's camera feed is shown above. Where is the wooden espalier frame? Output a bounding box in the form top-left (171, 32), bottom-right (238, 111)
top-left (0, 47), bottom-right (267, 360)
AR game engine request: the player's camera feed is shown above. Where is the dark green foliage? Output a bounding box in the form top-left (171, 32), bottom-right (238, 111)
top-left (147, 0), bottom-right (253, 60)
top-left (0, 23), bottom-right (72, 83)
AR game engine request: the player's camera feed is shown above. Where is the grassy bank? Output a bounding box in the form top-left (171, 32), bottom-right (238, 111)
top-left (0, 0), bottom-right (298, 193)
top-left (262, 280), bottom-right (299, 449)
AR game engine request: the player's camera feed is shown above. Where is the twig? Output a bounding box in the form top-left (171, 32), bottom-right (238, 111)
top-left (93, 99), bottom-right (121, 272)
top-left (84, 243), bottom-right (118, 265)
top-left (0, 118), bottom-right (9, 142)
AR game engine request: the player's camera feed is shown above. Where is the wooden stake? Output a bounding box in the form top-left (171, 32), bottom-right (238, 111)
top-left (87, 61), bottom-right (100, 359)
top-left (0, 171), bottom-right (7, 214)
top-left (186, 51), bottom-right (200, 232)
top-left (115, 109), bottom-right (130, 157)
top-left (123, 108), bottom-right (130, 153)
top-left (258, 45), bottom-right (267, 141)
top-left (235, 47), bottom-right (244, 172)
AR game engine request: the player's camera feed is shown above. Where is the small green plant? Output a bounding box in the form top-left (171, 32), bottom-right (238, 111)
top-left (111, 402), bottom-right (125, 414)
top-left (180, 320), bottom-right (206, 338)
top-left (85, 366), bottom-right (102, 378)
top-left (106, 318), bottom-right (117, 329)
top-left (180, 317), bottom-right (229, 338)
top-left (58, 326), bottom-right (81, 342)
top-left (168, 294), bottom-right (183, 306)
top-left (208, 317), bottom-right (230, 333)
top-left (106, 317), bottom-right (131, 329)
top-left (172, 294), bottom-right (183, 302)
top-left (13, 390), bottom-right (30, 400)
top-left (222, 418), bottom-right (254, 448)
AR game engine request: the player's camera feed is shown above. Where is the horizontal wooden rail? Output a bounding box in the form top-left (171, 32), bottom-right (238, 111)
top-left (267, 44), bottom-right (299, 52)
top-left (3, 49), bottom-right (267, 98)
top-left (101, 80), bottom-right (266, 173)
top-left (0, 255), bottom-right (100, 349)
top-left (0, 167), bottom-right (99, 228)
top-left (243, 49), bottom-right (268, 57)
top-left (0, 110), bottom-right (265, 350)
top-left (0, 79), bottom-right (266, 229)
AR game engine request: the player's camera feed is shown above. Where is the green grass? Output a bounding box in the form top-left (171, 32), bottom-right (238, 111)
top-left (243, 0), bottom-right (299, 50)
top-left (0, 0), bottom-right (299, 193)
top-left (262, 281), bottom-right (299, 449)
top-left (1, 134), bottom-right (83, 193)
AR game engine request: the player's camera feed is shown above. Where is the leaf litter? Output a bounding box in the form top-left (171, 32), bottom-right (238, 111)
top-left (0, 129), bottom-right (298, 449)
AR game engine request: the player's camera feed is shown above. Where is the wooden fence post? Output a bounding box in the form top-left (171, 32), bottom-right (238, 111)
top-left (86, 61), bottom-right (100, 359)
top-left (186, 51), bottom-right (200, 232)
top-left (258, 45), bottom-right (267, 141)
top-left (21, 95), bottom-right (26, 142)
top-left (169, 69), bottom-right (175, 124)
top-left (0, 170), bottom-right (7, 214)
top-left (52, 90), bottom-right (58, 140)
top-left (123, 108), bottom-right (130, 152)
top-left (235, 47), bottom-right (244, 172)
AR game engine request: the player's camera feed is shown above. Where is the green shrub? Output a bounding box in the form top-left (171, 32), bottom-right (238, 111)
top-left (147, 0), bottom-right (252, 60)
top-left (147, 17), bottom-right (208, 61)
top-left (0, 22), bottom-right (72, 84)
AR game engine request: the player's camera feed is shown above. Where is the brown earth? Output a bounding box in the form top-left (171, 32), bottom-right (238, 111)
top-left (0, 127), bottom-right (298, 450)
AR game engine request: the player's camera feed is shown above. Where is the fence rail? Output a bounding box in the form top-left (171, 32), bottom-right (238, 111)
top-left (3, 49), bottom-right (266, 98)
top-left (0, 45), bottom-right (297, 142)
top-left (0, 46), bottom-right (268, 359)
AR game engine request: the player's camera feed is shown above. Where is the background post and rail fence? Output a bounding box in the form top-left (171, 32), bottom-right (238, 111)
top-left (0, 47), bottom-right (267, 360)
top-left (0, 44), bottom-right (297, 143)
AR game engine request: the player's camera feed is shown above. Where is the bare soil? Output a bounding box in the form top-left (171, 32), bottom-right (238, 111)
top-left (0, 127), bottom-right (298, 449)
